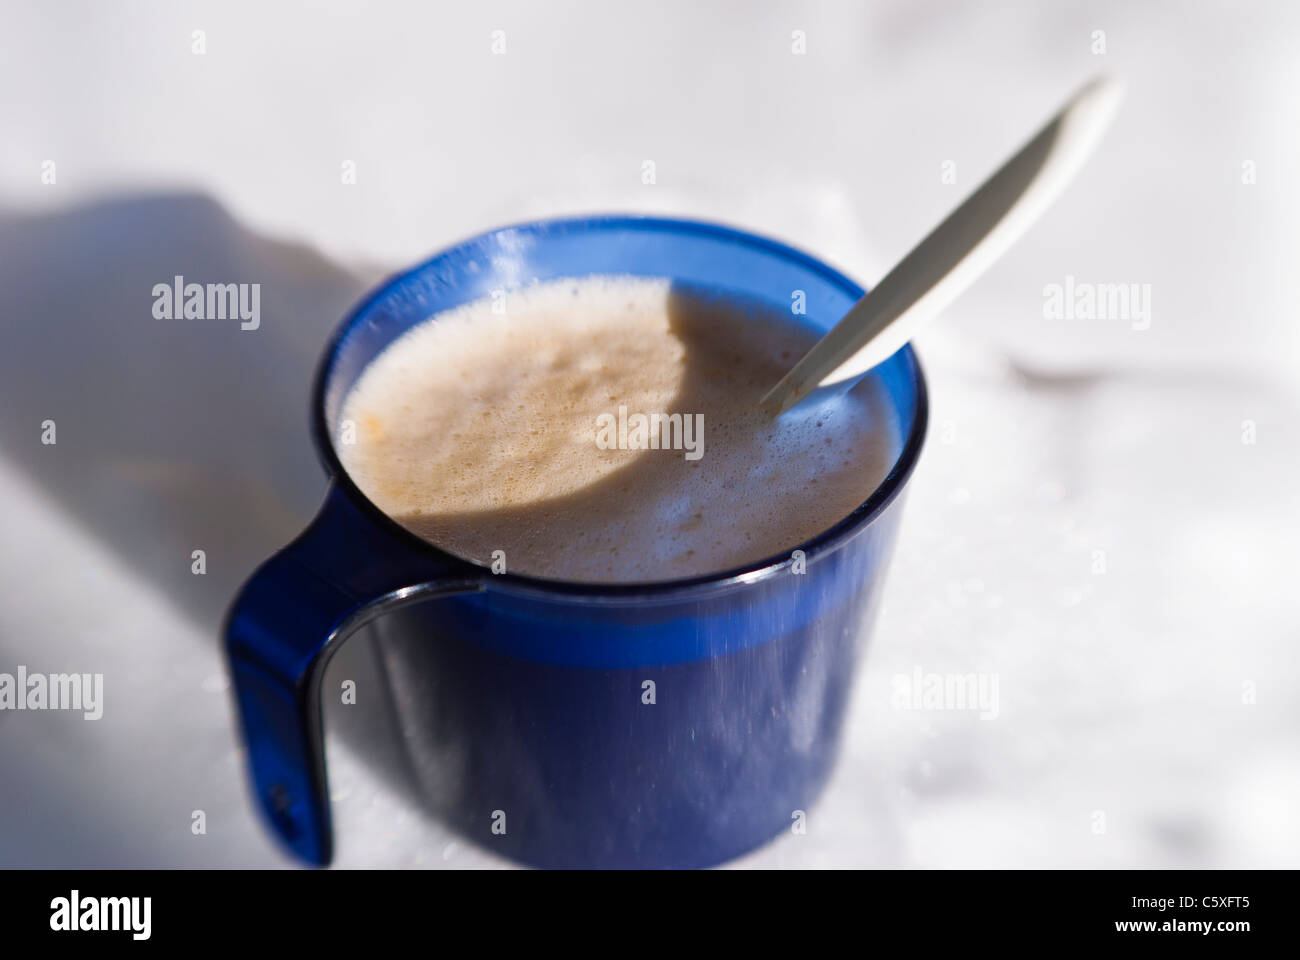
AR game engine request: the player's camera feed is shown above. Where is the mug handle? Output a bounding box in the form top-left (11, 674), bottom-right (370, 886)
top-left (223, 483), bottom-right (482, 865)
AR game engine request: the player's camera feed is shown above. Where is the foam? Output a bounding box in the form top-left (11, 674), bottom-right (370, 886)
top-left (337, 276), bottom-right (899, 582)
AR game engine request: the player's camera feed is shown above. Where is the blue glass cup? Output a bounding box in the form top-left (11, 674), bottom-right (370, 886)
top-left (225, 216), bottom-right (928, 868)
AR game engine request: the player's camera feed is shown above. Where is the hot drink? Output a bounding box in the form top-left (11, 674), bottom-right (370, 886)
top-left (337, 276), bottom-right (898, 582)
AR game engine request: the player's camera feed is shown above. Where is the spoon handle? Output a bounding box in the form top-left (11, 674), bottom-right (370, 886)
top-left (761, 75), bottom-right (1125, 415)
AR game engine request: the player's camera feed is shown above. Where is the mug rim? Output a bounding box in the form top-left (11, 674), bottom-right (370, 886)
top-left (311, 213), bottom-right (929, 600)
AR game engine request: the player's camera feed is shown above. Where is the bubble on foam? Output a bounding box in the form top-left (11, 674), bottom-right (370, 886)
top-left (338, 275), bottom-right (900, 582)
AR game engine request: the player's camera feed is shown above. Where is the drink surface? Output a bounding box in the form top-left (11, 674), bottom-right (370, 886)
top-left (337, 276), bottom-right (899, 582)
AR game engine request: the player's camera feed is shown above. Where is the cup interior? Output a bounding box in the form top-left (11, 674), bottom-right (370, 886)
top-left (314, 215), bottom-right (928, 589)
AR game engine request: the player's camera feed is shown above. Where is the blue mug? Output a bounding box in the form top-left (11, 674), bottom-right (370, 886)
top-left (225, 216), bottom-right (928, 868)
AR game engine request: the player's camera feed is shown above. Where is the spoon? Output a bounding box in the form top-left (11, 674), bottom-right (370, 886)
top-left (760, 75), bottom-right (1125, 416)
